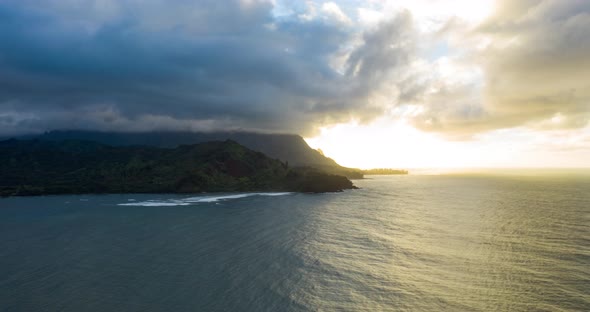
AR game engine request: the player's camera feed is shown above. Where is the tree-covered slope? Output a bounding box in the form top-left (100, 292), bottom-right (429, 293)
top-left (22, 130), bottom-right (363, 178)
top-left (0, 139), bottom-right (355, 196)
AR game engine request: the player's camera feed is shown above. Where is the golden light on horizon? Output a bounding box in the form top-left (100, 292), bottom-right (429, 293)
top-left (305, 118), bottom-right (590, 170)
top-left (305, 120), bottom-right (483, 169)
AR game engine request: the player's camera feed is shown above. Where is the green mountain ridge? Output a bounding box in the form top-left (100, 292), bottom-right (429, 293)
top-left (17, 130), bottom-right (364, 179)
top-left (0, 139), bottom-right (356, 197)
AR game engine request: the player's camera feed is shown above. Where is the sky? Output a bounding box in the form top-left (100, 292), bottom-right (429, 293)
top-left (0, 0), bottom-right (589, 168)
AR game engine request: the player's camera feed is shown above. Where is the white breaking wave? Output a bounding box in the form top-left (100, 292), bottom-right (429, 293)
top-left (184, 192), bottom-right (292, 203)
top-left (117, 192), bottom-right (293, 207)
top-left (118, 200), bottom-right (191, 207)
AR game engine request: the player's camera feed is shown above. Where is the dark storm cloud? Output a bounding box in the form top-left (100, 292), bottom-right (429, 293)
top-left (0, 0), bottom-right (417, 136)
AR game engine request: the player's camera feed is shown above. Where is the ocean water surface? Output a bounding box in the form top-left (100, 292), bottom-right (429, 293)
top-left (0, 173), bottom-right (589, 311)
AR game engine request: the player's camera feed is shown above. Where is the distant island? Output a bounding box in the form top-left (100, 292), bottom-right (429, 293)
top-left (362, 168), bottom-right (409, 175)
top-left (0, 139), bottom-right (356, 197)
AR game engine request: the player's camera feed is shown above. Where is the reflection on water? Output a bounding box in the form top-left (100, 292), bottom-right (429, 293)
top-left (0, 174), bottom-right (588, 311)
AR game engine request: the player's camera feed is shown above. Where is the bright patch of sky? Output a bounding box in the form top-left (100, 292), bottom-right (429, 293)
top-left (307, 119), bottom-right (590, 169)
top-left (303, 0), bottom-right (590, 168)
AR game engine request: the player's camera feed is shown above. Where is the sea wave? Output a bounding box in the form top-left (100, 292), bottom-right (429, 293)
top-left (117, 192), bottom-right (293, 206)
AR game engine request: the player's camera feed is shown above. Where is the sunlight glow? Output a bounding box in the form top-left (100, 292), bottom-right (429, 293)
top-left (306, 119), bottom-right (484, 169)
top-left (305, 119), bottom-right (590, 169)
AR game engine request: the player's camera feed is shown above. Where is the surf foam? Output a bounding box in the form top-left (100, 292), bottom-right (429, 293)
top-left (117, 192), bottom-right (292, 207)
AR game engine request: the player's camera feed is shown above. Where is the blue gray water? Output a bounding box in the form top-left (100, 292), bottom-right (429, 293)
top-left (0, 173), bottom-right (589, 311)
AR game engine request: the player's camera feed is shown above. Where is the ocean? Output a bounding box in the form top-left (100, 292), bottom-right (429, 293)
top-left (0, 173), bottom-right (588, 311)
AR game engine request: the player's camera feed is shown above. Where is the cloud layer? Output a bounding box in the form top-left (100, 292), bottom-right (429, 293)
top-left (409, 0), bottom-right (590, 136)
top-left (0, 0), bottom-right (588, 137)
top-left (0, 0), bottom-right (399, 135)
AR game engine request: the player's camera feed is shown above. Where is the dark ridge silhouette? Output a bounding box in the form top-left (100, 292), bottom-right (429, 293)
top-left (19, 130), bottom-right (364, 179)
top-left (0, 139), bottom-right (356, 197)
